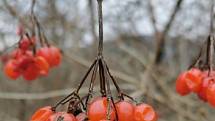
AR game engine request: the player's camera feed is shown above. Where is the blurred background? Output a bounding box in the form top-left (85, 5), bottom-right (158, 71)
top-left (0, 0), bottom-right (215, 121)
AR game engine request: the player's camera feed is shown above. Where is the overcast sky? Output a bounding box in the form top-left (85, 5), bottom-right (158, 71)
top-left (0, 0), bottom-right (212, 50)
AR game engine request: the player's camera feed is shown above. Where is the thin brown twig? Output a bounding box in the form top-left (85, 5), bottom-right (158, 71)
top-left (154, 0), bottom-right (184, 64)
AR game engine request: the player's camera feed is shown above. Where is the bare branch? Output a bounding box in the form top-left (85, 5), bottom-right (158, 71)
top-left (154, 0), bottom-right (184, 64)
top-left (3, 0), bottom-right (30, 29)
top-left (64, 52), bottom-right (139, 85)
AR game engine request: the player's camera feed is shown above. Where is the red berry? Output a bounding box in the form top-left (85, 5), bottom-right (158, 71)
top-left (198, 76), bottom-right (214, 102)
top-left (49, 46), bottom-right (62, 67)
top-left (134, 103), bottom-right (157, 121)
top-left (4, 60), bottom-right (20, 80)
top-left (115, 101), bottom-right (134, 121)
top-left (207, 82), bottom-right (215, 107)
top-left (37, 46), bottom-right (62, 67)
top-left (88, 97), bottom-right (115, 121)
top-left (30, 106), bottom-right (54, 121)
top-left (76, 112), bottom-right (87, 121)
top-left (23, 63), bottom-right (39, 81)
top-left (47, 112), bottom-right (77, 121)
top-left (11, 49), bottom-right (23, 59)
top-left (202, 71), bottom-right (215, 78)
top-left (34, 56), bottom-right (49, 76)
top-left (185, 68), bottom-right (203, 93)
top-left (36, 47), bottom-right (52, 66)
top-left (16, 54), bottom-right (34, 71)
top-left (19, 37), bottom-right (31, 51)
top-left (176, 72), bottom-right (190, 96)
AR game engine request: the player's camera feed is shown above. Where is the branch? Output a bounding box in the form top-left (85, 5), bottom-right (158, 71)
top-left (64, 52), bottom-right (139, 85)
top-left (3, 0), bottom-right (30, 29)
top-left (154, 0), bottom-right (184, 64)
top-left (148, 0), bottom-right (158, 35)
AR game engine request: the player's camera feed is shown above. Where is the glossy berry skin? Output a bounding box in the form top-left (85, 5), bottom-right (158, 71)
top-left (11, 49), bottom-right (23, 59)
top-left (202, 71), bottom-right (215, 78)
top-left (47, 112), bottom-right (77, 121)
top-left (49, 46), bottom-right (62, 67)
top-left (23, 63), bottom-right (39, 81)
top-left (36, 47), bottom-right (52, 66)
top-left (19, 38), bottom-right (31, 51)
top-left (88, 97), bottom-right (115, 121)
top-left (16, 54), bottom-right (34, 71)
top-left (30, 106), bottom-right (54, 121)
top-left (34, 56), bottom-right (49, 76)
top-left (198, 76), bottom-right (214, 102)
top-left (185, 68), bottom-right (203, 93)
top-left (4, 60), bottom-right (20, 80)
top-left (76, 112), bottom-right (87, 121)
top-left (115, 101), bottom-right (134, 121)
top-left (36, 46), bottom-right (62, 67)
top-left (207, 82), bottom-right (215, 107)
top-left (176, 72), bottom-right (190, 96)
top-left (134, 103), bottom-right (157, 121)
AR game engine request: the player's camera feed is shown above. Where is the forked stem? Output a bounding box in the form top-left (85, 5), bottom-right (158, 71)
top-left (85, 61), bottom-right (99, 108)
top-left (101, 60), bottom-right (119, 121)
top-left (99, 58), bottom-right (107, 96)
top-left (76, 59), bottom-right (97, 93)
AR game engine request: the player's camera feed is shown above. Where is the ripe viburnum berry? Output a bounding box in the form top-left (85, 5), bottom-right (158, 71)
top-left (4, 59), bottom-right (20, 80)
top-left (88, 97), bottom-right (115, 121)
top-left (49, 46), bottom-right (62, 67)
top-left (36, 47), bottom-right (51, 64)
top-left (23, 63), bottom-right (39, 81)
top-left (185, 68), bottom-right (203, 93)
top-left (115, 101), bottom-right (134, 121)
top-left (176, 72), bottom-right (191, 96)
top-left (34, 56), bottom-right (49, 76)
top-left (19, 37), bottom-right (32, 51)
top-left (47, 112), bottom-right (77, 121)
top-left (11, 49), bottom-right (23, 59)
top-left (16, 53), bottom-right (34, 70)
top-left (30, 106), bottom-right (54, 121)
top-left (36, 46), bottom-right (62, 68)
top-left (134, 103), bottom-right (157, 121)
top-left (207, 82), bottom-right (215, 107)
top-left (76, 112), bottom-right (87, 121)
top-left (202, 70), bottom-right (215, 78)
top-left (198, 76), bottom-right (215, 102)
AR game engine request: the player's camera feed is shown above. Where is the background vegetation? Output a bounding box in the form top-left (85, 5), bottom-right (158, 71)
top-left (0, 0), bottom-right (214, 121)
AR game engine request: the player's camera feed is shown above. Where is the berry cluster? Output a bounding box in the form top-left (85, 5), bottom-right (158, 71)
top-left (1, 0), bottom-right (62, 81)
top-left (3, 35), bottom-right (61, 81)
top-left (30, 0), bottom-right (157, 120)
top-left (176, 68), bottom-right (215, 106)
top-left (176, 35), bottom-right (215, 107)
top-left (30, 56), bottom-right (157, 121)
top-left (2, 23), bottom-right (61, 81)
top-left (31, 97), bottom-right (157, 121)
